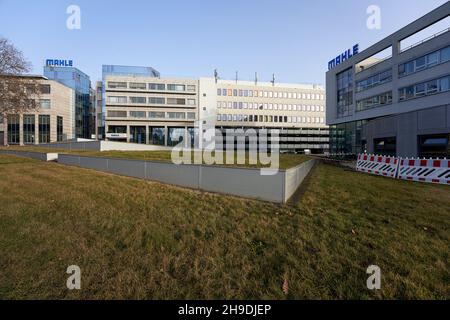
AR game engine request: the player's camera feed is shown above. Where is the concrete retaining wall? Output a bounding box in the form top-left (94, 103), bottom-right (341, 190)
top-left (57, 154), bottom-right (316, 203)
top-left (284, 159), bottom-right (317, 202)
top-left (0, 150), bottom-right (58, 162)
top-left (38, 141), bottom-right (172, 152)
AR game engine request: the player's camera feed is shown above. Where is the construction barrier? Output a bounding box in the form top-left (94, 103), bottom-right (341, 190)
top-left (356, 154), bottom-right (399, 178)
top-left (398, 158), bottom-right (450, 185)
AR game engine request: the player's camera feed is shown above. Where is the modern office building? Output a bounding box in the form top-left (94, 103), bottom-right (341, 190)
top-left (0, 75), bottom-right (75, 145)
top-left (326, 2), bottom-right (450, 158)
top-left (44, 63), bottom-right (94, 139)
top-left (199, 77), bottom-right (328, 153)
top-left (103, 65), bottom-right (199, 146)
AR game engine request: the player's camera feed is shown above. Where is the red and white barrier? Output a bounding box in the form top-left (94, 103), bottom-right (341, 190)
top-left (356, 154), bottom-right (399, 178)
top-left (398, 158), bottom-right (450, 185)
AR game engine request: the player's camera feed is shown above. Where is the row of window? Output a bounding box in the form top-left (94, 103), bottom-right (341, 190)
top-left (107, 110), bottom-right (196, 120)
top-left (217, 88), bottom-right (324, 100)
top-left (356, 69), bottom-right (392, 92)
top-left (356, 91), bottom-right (393, 112)
top-left (355, 74), bottom-right (450, 111)
top-left (216, 101), bottom-right (325, 112)
top-left (108, 82), bottom-right (196, 92)
top-left (7, 114), bottom-right (63, 144)
top-left (355, 45), bottom-right (450, 94)
top-left (399, 45), bottom-right (450, 77)
top-left (107, 96), bottom-right (196, 106)
top-left (216, 114), bottom-right (325, 124)
top-left (399, 75), bottom-right (450, 101)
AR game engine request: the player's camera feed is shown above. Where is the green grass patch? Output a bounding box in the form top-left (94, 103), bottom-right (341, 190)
top-left (0, 155), bottom-right (448, 299)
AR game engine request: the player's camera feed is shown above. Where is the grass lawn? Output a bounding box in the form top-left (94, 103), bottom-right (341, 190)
top-left (0, 146), bottom-right (310, 169)
top-left (0, 154), bottom-right (448, 299)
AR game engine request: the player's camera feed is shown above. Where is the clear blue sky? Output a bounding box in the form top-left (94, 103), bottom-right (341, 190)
top-left (0, 0), bottom-right (448, 84)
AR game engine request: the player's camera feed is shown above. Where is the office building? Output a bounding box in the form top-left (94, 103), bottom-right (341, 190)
top-left (103, 65), bottom-right (199, 146)
top-left (199, 77), bottom-right (328, 153)
top-left (326, 2), bottom-right (450, 158)
top-left (44, 63), bottom-right (94, 139)
top-left (0, 75), bottom-right (75, 145)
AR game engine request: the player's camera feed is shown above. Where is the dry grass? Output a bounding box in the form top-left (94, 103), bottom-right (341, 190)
top-left (0, 155), bottom-right (448, 299)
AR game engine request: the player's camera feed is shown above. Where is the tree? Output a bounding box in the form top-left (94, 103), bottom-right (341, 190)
top-left (0, 37), bottom-right (41, 146)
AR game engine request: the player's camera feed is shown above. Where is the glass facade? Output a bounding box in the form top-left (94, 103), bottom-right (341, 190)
top-left (150, 127), bottom-right (165, 145)
top-left (329, 121), bottom-right (366, 155)
top-left (336, 68), bottom-right (354, 118)
top-left (38, 115), bottom-right (50, 143)
top-left (44, 66), bottom-right (93, 139)
top-left (130, 126), bottom-right (146, 144)
top-left (7, 115), bottom-right (20, 145)
top-left (23, 115), bottom-right (35, 144)
top-left (168, 127), bottom-right (185, 147)
top-left (57, 116), bottom-right (63, 142)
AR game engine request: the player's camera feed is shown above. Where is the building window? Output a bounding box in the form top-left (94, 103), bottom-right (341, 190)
top-left (129, 83), bottom-right (146, 90)
top-left (130, 126), bottom-right (146, 144)
top-left (167, 84), bottom-right (186, 92)
top-left (168, 112), bottom-right (186, 119)
top-left (336, 68), bottom-right (354, 118)
top-left (167, 98), bottom-right (186, 105)
top-left (57, 116), bottom-right (63, 142)
top-left (149, 111), bottom-right (165, 119)
top-left (38, 115), bottom-right (50, 143)
top-left (374, 137), bottom-right (396, 156)
top-left (418, 134), bottom-right (450, 158)
top-left (129, 111), bottom-right (146, 118)
top-left (108, 82), bottom-right (127, 89)
top-left (168, 127), bottom-right (185, 146)
top-left (356, 91), bottom-right (392, 112)
top-left (107, 110), bottom-right (127, 118)
top-left (399, 75), bottom-right (450, 101)
top-left (40, 99), bottom-right (51, 109)
top-left (187, 99), bottom-right (196, 106)
top-left (108, 96), bottom-right (127, 104)
top-left (187, 112), bottom-right (196, 120)
top-left (356, 69), bottom-right (392, 92)
top-left (129, 97), bottom-right (146, 104)
top-left (40, 84), bottom-right (51, 94)
top-left (7, 115), bottom-right (20, 144)
top-left (23, 115), bottom-right (35, 144)
top-left (150, 127), bottom-right (165, 145)
top-left (149, 97), bottom-right (165, 105)
top-left (399, 45), bottom-right (450, 77)
top-left (149, 83), bottom-right (165, 91)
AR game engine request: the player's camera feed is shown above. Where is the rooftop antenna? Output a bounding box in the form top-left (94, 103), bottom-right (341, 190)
top-left (271, 73), bottom-right (275, 87)
top-left (235, 71), bottom-right (238, 84)
top-left (255, 72), bottom-right (258, 85)
top-left (214, 69), bottom-right (218, 84)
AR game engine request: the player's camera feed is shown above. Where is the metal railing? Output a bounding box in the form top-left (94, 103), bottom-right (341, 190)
top-left (400, 27), bottom-right (450, 53)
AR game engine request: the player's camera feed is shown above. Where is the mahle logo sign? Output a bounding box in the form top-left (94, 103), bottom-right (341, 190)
top-left (45, 59), bottom-right (74, 67)
top-left (328, 44), bottom-right (359, 70)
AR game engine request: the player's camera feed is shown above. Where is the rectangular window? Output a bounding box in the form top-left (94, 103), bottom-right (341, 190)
top-left (7, 115), bottom-right (20, 144)
top-left (38, 115), bottom-right (50, 143)
top-left (149, 111), bottom-right (165, 118)
top-left (57, 116), bottom-right (63, 142)
top-left (168, 112), bottom-right (186, 119)
top-left (187, 99), bottom-right (196, 106)
top-left (187, 85), bottom-right (196, 92)
top-left (356, 92), bottom-right (392, 112)
top-left (107, 110), bottom-right (127, 118)
top-left (129, 97), bottom-right (146, 104)
top-left (130, 111), bottom-right (146, 118)
top-left (108, 82), bottom-right (127, 89)
top-left (149, 97), bottom-right (165, 105)
top-left (108, 96), bottom-right (127, 104)
top-left (167, 98), bottom-right (186, 105)
top-left (167, 84), bottom-right (186, 92)
top-left (187, 112), bottom-right (196, 120)
top-left (356, 69), bottom-right (392, 92)
top-left (23, 115), bottom-right (35, 144)
top-left (149, 83), bottom-right (165, 91)
top-left (129, 83), bottom-right (146, 90)
top-left (168, 127), bottom-right (185, 147)
top-left (40, 84), bottom-right (51, 94)
top-left (150, 127), bottom-right (165, 146)
top-left (40, 99), bottom-right (51, 109)
top-left (217, 89), bottom-right (222, 96)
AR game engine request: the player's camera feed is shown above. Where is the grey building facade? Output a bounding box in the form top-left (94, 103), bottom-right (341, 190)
top-left (326, 2), bottom-right (450, 158)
